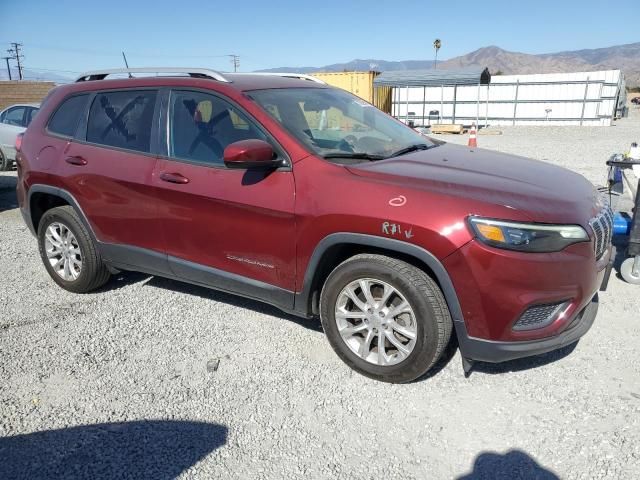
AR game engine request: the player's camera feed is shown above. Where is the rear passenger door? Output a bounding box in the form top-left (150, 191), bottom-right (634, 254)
top-left (152, 89), bottom-right (296, 296)
top-left (58, 89), bottom-right (166, 267)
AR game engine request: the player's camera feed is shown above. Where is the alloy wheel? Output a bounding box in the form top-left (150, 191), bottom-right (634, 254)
top-left (44, 222), bottom-right (83, 281)
top-left (334, 278), bottom-right (417, 366)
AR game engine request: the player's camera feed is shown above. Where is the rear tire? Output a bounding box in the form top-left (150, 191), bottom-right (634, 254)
top-left (0, 149), bottom-right (11, 171)
top-left (37, 206), bottom-right (111, 293)
top-left (320, 254), bottom-right (452, 383)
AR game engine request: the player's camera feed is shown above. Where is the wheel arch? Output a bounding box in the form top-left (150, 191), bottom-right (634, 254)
top-left (294, 233), bottom-right (465, 326)
top-left (27, 184), bottom-right (97, 241)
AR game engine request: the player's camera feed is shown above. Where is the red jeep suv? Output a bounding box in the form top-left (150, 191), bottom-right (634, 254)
top-left (16, 68), bottom-right (613, 382)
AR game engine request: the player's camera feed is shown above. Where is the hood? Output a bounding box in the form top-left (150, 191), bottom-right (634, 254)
top-left (346, 143), bottom-right (602, 224)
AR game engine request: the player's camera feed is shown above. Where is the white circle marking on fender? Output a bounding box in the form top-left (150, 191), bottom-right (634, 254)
top-left (389, 195), bottom-right (407, 207)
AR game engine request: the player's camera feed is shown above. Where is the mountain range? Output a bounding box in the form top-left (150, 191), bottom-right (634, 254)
top-left (1, 42), bottom-right (638, 87)
top-left (258, 42), bottom-right (640, 87)
top-left (0, 67), bottom-right (73, 83)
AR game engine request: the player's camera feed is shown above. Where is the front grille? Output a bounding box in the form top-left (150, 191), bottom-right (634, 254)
top-left (589, 206), bottom-right (613, 260)
top-left (513, 301), bottom-right (568, 331)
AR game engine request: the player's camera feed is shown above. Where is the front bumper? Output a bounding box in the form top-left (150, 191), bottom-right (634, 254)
top-left (443, 239), bottom-right (610, 341)
top-left (444, 239), bottom-right (613, 363)
top-left (456, 293), bottom-right (598, 363)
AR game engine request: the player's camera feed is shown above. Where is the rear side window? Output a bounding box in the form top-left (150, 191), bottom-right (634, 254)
top-left (86, 90), bottom-right (157, 153)
top-left (47, 95), bottom-right (88, 137)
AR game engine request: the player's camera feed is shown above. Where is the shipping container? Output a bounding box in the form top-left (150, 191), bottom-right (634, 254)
top-left (313, 71), bottom-right (392, 113)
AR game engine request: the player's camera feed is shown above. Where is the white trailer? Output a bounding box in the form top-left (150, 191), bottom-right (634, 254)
top-left (376, 69), bottom-right (626, 127)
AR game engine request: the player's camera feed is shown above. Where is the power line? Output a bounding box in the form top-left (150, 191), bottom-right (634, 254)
top-left (18, 66), bottom-right (82, 74)
top-left (0, 41), bottom-right (247, 79)
top-left (8, 42), bottom-right (238, 59)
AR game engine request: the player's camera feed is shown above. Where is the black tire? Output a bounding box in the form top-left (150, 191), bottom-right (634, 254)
top-left (320, 254), bottom-right (452, 383)
top-left (0, 149), bottom-right (11, 171)
top-left (37, 206), bottom-right (111, 293)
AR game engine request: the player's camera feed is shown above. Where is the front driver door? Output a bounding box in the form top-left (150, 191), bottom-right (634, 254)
top-left (152, 89), bottom-right (296, 307)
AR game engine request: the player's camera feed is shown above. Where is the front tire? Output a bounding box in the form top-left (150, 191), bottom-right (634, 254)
top-left (320, 254), bottom-right (452, 383)
top-left (37, 206), bottom-right (110, 293)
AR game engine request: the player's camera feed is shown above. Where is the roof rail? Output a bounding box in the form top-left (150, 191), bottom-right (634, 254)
top-left (233, 72), bottom-right (326, 84)
top-left (75, 67), bottom-right (230, 83)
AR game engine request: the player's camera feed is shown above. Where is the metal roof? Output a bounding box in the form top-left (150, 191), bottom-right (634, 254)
top-left (374, 68), bottom-right (491, 87)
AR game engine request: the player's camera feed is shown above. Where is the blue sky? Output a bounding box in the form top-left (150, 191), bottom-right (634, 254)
top-left (0, 0), bottom-right (637, 79)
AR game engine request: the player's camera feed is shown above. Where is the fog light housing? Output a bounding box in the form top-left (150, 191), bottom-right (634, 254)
top-left (513, 301), bottom-right (570, 331)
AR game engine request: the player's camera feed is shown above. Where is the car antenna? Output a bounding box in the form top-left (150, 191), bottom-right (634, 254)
top-left (121, 51), bottom-right (133, 78)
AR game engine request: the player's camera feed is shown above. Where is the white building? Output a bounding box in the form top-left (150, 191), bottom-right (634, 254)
top-left (375, 68), bottom-right (626, 127)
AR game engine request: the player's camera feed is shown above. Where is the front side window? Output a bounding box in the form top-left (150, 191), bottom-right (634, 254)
top-left (86, 90), bottom-right (157, 153)
top-left (169, 90), bottom-right (267, 166)
top-left (47, 95), bottom-right (88, 137)
top-left (250, 88), bottom-right (436, 163)
top-left (2, 107), bottom-right (26, 127)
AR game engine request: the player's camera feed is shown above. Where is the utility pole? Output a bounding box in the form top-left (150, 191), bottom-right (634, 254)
top-left (229, 54), bottom-right (239, 72)
top-left (7, 42), bottom-right (24, 80)
top-left (2, 56), bottom-right (12, 80)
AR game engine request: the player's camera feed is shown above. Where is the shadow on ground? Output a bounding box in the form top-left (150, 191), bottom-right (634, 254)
top-left (457, 449), bottom-right (560, 479)
top-left (89, 270), bottom-right (323, 332)
top-left (419, 335), bottom-right (578, 380)
top-left (416, 334), bottom-right (460, 381)
top-left (0, 420), bottom-right (227, 480)
top-left (95, 270), bottom-right (153, 293)
top-left (146, 275), bottom-right (323, 332)
top-left (0, 173), bottom-right (18, 212)
top-left (470, 341), bottom-right (578, 375)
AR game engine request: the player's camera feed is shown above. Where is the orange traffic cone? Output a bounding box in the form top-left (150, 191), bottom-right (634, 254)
top-left (468, 123), bottom-right (477, 148)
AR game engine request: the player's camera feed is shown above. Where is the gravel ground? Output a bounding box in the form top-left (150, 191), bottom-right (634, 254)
top-left (1, 108), bottom-right (640, 479)
top-left (444, 107), bottom-right (640, 187)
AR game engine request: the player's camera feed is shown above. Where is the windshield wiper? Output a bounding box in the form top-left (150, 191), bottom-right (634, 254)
top-left (322, 152), bottom-right (386, 160)
top-left (387, 143), bottom-right (432, 158)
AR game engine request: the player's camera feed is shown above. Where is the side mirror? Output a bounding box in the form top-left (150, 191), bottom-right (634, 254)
top-left (223, 139), bottom-right (279, 169)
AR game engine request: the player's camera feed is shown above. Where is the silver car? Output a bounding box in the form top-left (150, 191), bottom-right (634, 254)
top-left (0, 103), bottom-right (40, 170)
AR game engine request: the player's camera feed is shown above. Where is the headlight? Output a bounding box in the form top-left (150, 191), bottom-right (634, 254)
top-left (467, 217), bottom-right (589, 252)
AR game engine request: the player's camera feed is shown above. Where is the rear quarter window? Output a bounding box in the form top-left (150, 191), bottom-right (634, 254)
top-left (47, 94), bottom-right (90, 137)
top-left (86, 90), bottom-right (157, 153)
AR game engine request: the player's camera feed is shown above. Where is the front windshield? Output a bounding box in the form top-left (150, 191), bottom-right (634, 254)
top-left (249, 87), bottom-right (435, 162)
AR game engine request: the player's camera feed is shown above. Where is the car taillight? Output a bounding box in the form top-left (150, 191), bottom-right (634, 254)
top-left (15, 132), bottom-right (24, 152)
